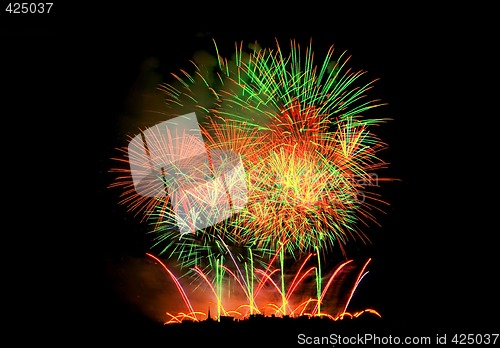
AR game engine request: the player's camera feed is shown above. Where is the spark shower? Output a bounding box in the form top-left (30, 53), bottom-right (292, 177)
top-left (109, 37), bottom-right (392, 324)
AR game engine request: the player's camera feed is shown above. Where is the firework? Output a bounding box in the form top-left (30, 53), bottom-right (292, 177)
top-left (109, 37), bottom-right (391, 322)
top-left (147, 38), bottom-right (389, 258)
top-left (146, 252), bottom-right (379, 323)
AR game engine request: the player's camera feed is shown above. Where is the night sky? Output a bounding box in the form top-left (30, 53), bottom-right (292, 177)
top-left (3, 4), bottom-right (498, 345)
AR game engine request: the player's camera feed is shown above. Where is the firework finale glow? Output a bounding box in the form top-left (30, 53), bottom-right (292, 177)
top-left (109, 38), bottom-right (392, 326)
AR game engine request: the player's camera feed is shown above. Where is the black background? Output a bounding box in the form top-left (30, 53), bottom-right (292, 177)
top-left (2, 2), bottom-right (498, 345)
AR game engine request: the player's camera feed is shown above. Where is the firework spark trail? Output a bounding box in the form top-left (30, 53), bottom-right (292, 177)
top-left (192, 265), bottom-right (229, 319)
top-left (285, 253), bottom-right (315, 302)
top-left (109, 118), bottom-right (208, 222)
top-left (312, 259), bottom-right (353, 315)
top-left (145, 252), bottom-right (197, 320)
top-left (146, 251), bottom-right (377, 323)
top-left (341, 258), bottom-right (372, 318)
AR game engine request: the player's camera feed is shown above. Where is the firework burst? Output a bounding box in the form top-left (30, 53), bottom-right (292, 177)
top-left (109, 37), bottom-right (391, 321)
top-left (148, 39), bottom-right (388, 258)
